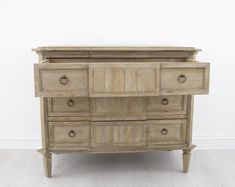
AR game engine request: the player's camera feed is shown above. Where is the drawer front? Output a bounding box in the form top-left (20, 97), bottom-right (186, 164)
top-left (34, 63), bottom-right (88, 97)
top-left (34, 61), bottom-right (209, 97)
top-left (91, 97), bottom-right (146, 121)
top-left (161, 63), bottom-right (210, 95)
top-left (89, 63), bottom-right (160, 97)
top-left (49, 122), bottom-right (90, 146)
top-left (91, 121), bottom-right (146, 147)
top-left (147, 96), bottom-right (187, 118)
top-left (147, 120), bottom-right (186, 145)
top-left (48, 97), bottom-right (90, 116)
top-left (47, 96), bottom-right (186, 119)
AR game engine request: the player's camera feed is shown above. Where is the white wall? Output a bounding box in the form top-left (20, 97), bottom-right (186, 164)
top-left (0, 0), bottom-right (235, 149)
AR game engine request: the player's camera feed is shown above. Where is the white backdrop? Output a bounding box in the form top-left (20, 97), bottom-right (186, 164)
top-left (0, 0), bottom-right (234, 149)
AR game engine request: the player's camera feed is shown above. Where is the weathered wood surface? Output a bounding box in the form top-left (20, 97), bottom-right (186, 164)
top-left (33, 47), bottom-right (209, 176)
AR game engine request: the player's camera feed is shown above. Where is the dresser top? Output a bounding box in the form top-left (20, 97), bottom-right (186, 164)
top-left (32, 46), bottom-right (201, 52)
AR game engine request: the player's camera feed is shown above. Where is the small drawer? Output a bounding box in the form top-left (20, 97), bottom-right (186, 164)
top-left (48, 97), bottom-right (90, 116)
top-left (49, 122), bottom-right (90, 146)
top-left (147, 96), bottom-right (187, 118)
top-left (91, 121), bottom-right (146, 147)
top-left (161, 62), bottom-right (209, 95)
top-left (34, 63), bottom-right (88, 97)
top-left (147, 119), bottom-right (186, 145)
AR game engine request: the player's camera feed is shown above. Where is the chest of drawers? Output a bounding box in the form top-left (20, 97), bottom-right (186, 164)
top-left (33, 47), bottom-right (210, 177)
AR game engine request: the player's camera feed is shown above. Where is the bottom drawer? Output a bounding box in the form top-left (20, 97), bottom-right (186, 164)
top-left (147, 119), bottom-right (187, 146)
top-left (49, 122), bottom-right (90, 146)
top-left (48, 119), bottom-right (187, 149)
top-left (91, 121), bottom-right (146, 147)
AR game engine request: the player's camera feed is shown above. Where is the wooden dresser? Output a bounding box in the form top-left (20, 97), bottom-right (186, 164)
top-left (33, 46), bottom-right (210, 177)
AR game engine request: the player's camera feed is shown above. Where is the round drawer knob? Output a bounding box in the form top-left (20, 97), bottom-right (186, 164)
top-left (178, 74), bottom-right (186, 83)
top-left (161, 98), bottom-right (169, 105)
top-left (161, 128), bottom-right (168, 135)
top-left (68, 130), bottom-right (76, 138)
top-left (67, 99), bottom-right (75, 107)
top-left (59, 75), bottom-right (69, 85)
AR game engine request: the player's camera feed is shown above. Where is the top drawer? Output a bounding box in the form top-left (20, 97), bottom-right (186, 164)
top-left (34, 61), bottom-right (209, 97)
top-left (161, 63), bottom-right (210, 95)
top-left (34, 62), bottom-right (88, 97)
top-left (89, 63), bottom-right (160, 97)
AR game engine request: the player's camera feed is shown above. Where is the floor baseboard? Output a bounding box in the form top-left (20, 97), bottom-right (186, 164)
top-left (0, 136), bottom-right (235, 149)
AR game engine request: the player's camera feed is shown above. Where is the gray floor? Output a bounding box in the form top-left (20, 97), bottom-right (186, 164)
top-left (0, 149), bottom-right (235, 187)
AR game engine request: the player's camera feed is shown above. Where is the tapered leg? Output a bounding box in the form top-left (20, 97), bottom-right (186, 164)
top-left (182, 150), bottom-right (191, 173)
top-left (43, 153), bottom-right (52, 177)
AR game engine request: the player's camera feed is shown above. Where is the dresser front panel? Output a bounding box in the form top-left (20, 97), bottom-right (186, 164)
top-left (48, 119), bottom-right (187, 150)
top-left (147, 96), bottom-right (187, 119)
top-left (35, 61), bottom-right (209, 97)
top-left (91, 121), bottom-right (146, 147)
top-left (49, 122), bottom-right (90, 147)
top-left (161, 63), bottom-right (210, 95)
top-left (34, 63), bottom-right (89, 97)
top-left (48, 97), bottom-right (90, 117)
top-left (47, 96), bottom-right (187, 120)
top-left (91, 97), bottom-right (146, 121)
top-left (89, 63), bottom-right (160, 97)
top-left (33, 47), bottom-right (211, 176)
top-left (147, 119), bottom-right (187, 146)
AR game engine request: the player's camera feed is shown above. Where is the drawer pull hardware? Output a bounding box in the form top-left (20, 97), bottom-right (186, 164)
top-left (161, 98), bottom-right (169, 105)
top-left (178, 74), bottom-right (186, 83)
top-left (161, 128), bottom-right (168, 135)
top-left (59, 75), bottom-right (69, 85)
top-left (67, 99), bottom-right (75, 107)
top-left (68, 130), bottom-right (76, 138)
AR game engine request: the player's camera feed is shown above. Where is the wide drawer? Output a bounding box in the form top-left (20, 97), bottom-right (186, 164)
top-left (48, 122), bottom-right (90, 146)
top-left (34, 62), bottom-right (88, 97)
top-left (161, 63), bottom-right (210, 95)
top-left (47, 95), bottom-right (187, 121)
top-left (147, 119), bottom-right (187, 145)
top-left (34, 61), bottom-right (209, 97)
top-left (48, 120), bottom-right (186, 149)
top-left (91, 121), bottom-right (146, 147)
top-left (47, 96), bottom-right (186, 119)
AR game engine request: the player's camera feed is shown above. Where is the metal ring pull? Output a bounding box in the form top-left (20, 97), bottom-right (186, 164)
top-left (161, 128), bottom-right (168, 135)
top-left (59, 75), bottom-right (69, 85)
top-left (161, 98), bottom-right (169, 105)
top-left (67, 99), bottom-right (75, 107)
top-left (68, 130), bottom-right (76, 138)
top-left (178, 74), bottom-right (186, 83)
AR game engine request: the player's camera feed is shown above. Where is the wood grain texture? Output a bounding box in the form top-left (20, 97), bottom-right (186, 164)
top-left (32, 46), bottom-right (201, 52)
top-left (48, 97), bottom-right (90, 117)
top-left (47, 96), bottom-right (187, 120)
top-left (34, 61), bottom-right (209, 97)
top-left (91, 97), bottom-right (146, 121)
top-left (89, 63), bottom-right (160, 97)
top-left (161, 62), bottom-right (210, 95)
top-left (183, 150), bottom-right (191, 173)
top-left (43, 153), bottom-right (52, 177)
top-left (49, 122), bottom-right (90, 147)
top-left (91, 121), bottom-right (146, 148)
top-left (33, 46), bottom-right (210, 176)
top-left (34, 63), bottom-right (89, 97)
top-left (147, 96), bottom-right (187, 119)
top-left (147, 119), bottom-right (187, 146)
